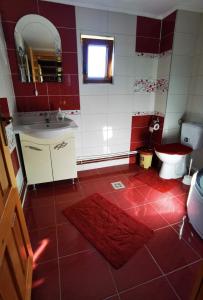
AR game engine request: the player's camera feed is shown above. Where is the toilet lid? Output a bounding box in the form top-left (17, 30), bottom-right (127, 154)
top-left (155, 143), bottom-right (192, 155)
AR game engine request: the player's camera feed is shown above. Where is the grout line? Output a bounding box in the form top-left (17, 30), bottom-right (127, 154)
top-left (58, 249), bottom-right (94, 260)
top-left (103, 294), bottom-right (119, 300)
top-left (144, 245), bottom-right (181, 300)
top-left (164, 276), bottom-right (181, 300)
top-left (34, 257), bottom-right (58, 267)
top-left (144, 245), bottom-right (164, 276)
top-left (170, 225), bottom-right (202, 259)
top-left (105, 262), bottom-right (121, 300)
top-left (118, 275), bottom-right (164, 296)
top-left (166, 258), bottom-right (203, 276)
top-left (53, 193), bottom-right (62, 300)
top-left (153, 222), bottom-right (180, 232)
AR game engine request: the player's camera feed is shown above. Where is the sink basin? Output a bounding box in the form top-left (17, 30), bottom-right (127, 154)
top-left (14, 118), bottom-right (78, 139)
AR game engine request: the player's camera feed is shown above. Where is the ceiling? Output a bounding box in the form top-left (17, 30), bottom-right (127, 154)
top-left (45, 0), bottom-right (203, 19)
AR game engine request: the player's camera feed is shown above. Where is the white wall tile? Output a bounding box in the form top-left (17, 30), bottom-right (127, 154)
top-left (82, 130), bottom-right (107, 148)
top-left (132, 94), bottom-right (155, 112)
top-left (81, 114), bottom-right (107, 132)
top-left (168, 76), bottom-right (190, 95)
top-left (164, 112), bottom-right (183, 130)
top-left (108, 75), bottom-right (134, 95)
top-left (114, 34), bottom-right (135, 57)
top-left (76, 7), bottom-right (108, 32)
top-left (194, 76), bottom-right (203, 95)
top-left (134, 56), bottom-right (158, 78)
top-left (187, 95), bottom-right (203, 115)
top-left (170, 55), bottom-right (192, 77)
top-left (195, 34), bottom-right (203, 55)
top-left (81, 145), bottom-right (108, 157)
top-left (108, 128), bottom-right (131, 145)
top-left (157, 54), bottom-right (172, 79)
top-left (166, 94), bottom-right (187, 113)
top-left (107, 142), bottom-right (131, 154)
top-left (80, 95), bottom-right (108, 114)
top-left (154, 93), bottom-right (167, 115)
top-left (197, 55), bottom-right (203, 75)
top-left (107, 95), bottom-right (133, 113)
top-left (175, 11), bottom-right (201, 35)
top-left (107, 113), bottom-right (132, 130)
top-left (162, 128), bottom-right (180, 143)
top-left (173, 33), bottom-right (196, 56)
top-left (108, 12), bottom-right (136, 35)
top-left (114, 56), bottom-right (133, 76)
top-left (79, 76), bottom-right (109, 96)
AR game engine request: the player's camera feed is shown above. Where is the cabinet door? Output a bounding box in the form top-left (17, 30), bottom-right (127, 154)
top-left (21, 141), bottom-right (53, 184)
top-left (50, 138), bottom-right (77, 181)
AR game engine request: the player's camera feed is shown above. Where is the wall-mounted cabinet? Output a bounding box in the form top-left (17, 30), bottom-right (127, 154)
top-left (20, 133), bottom-right (77, 185)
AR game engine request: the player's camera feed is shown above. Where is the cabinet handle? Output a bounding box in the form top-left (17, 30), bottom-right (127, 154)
top-left (54, 141), bottom-right (68, 150)
top-left (25, 145), bottom-right (42, 151)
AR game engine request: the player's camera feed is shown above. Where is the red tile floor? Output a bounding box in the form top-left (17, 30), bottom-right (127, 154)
top-left (23, 165), bottom-right (203, 300)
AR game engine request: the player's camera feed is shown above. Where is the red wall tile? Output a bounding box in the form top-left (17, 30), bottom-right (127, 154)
top-left (160, 34), bottom-right (174, 53)
top-left (136, 12), bottom-right (176, 54)
top-left (62, 52), bottom-right (78, 74)
top-left (130, 141), bottom-right (146, 151)
top-left (131, 127), bottom-right (150, 143)
top-left (136, 37), bottom-right (160, 54)
top-left (161, 11), bottom-right (177, 38)
top-left (58, 28), bottom-right (77, 52)
top-left (49, 95), bottom-right (80, 110)
top-left (38, 1), bottom-right (76, 28)
top-left (7, 49), bottom-right (18, 74)
top-left (16, 96), bottom-right (49, 112)
top-left (0, 0), bottom-right (37, 22)
top-left (160, 12), bottom-right (176, 52)
top-left (47, 75), bottom-right (79, 96)
top-left (12, 75), bottom-right (48, 96)
top-left (1, 22), bottom-right (16, 49)
top-left (130, 115), bottom-right (164, 157)
top-left (11, 148), bottom-right (20, 176)
top-left (1, 0), bottom-right (80, 112)
top-left (132, 115), bottom-right (152, 128)
top-left (0, 98), bottom-right (10, 117)
top-left (137, 17), bottom-right (161, 39)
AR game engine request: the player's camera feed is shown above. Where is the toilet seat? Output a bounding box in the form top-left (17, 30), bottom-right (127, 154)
top-left (155, 143), bottom-right (192, 155)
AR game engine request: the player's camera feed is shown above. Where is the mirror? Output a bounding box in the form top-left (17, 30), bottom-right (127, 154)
top-left (14, 14), bottom-right (62, 83)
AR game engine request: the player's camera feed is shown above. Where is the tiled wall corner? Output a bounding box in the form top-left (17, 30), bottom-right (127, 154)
top-left (163, 10), bottom-right (201, 144)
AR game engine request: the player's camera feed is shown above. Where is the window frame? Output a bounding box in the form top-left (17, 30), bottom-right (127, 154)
top-left (82, 37), bottom-right (114, 84)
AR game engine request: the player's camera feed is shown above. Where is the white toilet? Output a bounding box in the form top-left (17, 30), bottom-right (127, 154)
top-left (155, 122), bottom-right (203, 179)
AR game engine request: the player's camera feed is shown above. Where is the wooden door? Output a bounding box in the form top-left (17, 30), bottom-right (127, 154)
top-left (0, 124), bottom-right (33, 300)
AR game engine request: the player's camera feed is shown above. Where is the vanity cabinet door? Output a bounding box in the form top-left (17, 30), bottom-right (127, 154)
top-left (50, 138), bottom-right (77, 181)
top-left (21, 141), bottom-right (53, 184)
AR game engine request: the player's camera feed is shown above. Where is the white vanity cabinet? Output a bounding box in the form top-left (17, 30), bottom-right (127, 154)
top-left (20, 133), bottom-right (77, 185)
top-left (50, 138), bottom-right (76, 181)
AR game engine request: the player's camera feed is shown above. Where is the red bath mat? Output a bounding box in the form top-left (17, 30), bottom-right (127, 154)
top-left (63, 193), bottom-right (153, 269)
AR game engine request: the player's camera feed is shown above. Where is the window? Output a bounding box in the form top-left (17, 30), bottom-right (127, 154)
top-left (81, 35), bottom-right (114, 83)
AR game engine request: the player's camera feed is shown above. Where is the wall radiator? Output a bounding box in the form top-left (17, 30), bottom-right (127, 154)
top-left (77, 150), bottom-right (138, 165)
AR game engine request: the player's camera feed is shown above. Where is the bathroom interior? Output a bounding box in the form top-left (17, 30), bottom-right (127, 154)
top-left (0, 0), bottom-right (203, 299)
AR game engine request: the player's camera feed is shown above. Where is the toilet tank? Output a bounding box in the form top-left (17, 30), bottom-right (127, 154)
top-left (181, 122), bottom-right (203, 150)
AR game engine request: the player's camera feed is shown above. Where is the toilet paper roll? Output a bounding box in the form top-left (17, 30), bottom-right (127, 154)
top-left (153, 123), bottom-right (160, 131)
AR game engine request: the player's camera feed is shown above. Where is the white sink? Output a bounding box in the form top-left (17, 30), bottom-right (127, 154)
top-left (14, 118), bottom-right (78, 139)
